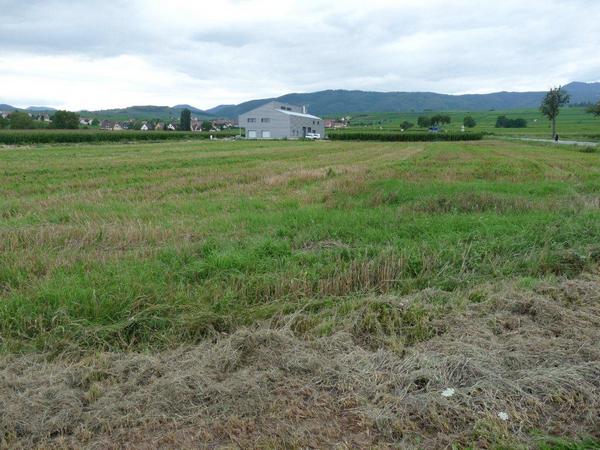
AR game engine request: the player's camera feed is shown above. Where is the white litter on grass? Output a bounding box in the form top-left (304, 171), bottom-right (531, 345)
top-left (441, 388), bottom-right (455, 398)
top-left (498, 411), bottom-right (509, 421)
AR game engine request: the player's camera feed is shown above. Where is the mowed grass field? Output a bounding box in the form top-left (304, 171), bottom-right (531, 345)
top-left (1, 139), bottom-right (600, 448)
top-left (344, 106), bottom-right (600, 139)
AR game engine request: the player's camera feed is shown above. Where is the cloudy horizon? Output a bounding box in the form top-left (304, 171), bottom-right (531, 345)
top-left (1, 0), bottom-right (599, 111)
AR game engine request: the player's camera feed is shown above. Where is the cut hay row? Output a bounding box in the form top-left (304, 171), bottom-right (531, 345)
top-left (1, 277), bottom-right (599, 449)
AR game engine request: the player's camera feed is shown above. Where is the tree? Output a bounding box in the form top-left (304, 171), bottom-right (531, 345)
top-left (0, 116), bottom-right (9, 129)
top-left (463, 115), bottom-right (476, 128)
top-left (180, 108), bottom-right (191, 131)
top-left (431, 114), bottom-right (451, 125)
top-left (201, 120), bottom-right (212, 132)
top-left (400, 121), bottom-right (414, 130)
top-left (587, 101), bottom-right (600, 117)
top-left (513, 118), bottom-right (527, 128)
top-left (52, 110), bottom-right (80, 129)
top-left (417, 116), bottom-right (431, 128)
top-left (91, 118), bottom-right (100, 127)
top-left (8, 111), bottom-right (34, 129)
top-left (540, 86), bottom-right (570, 138)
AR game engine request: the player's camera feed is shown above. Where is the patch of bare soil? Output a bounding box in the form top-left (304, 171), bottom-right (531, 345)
top-left (1, 277), bottom-right (600, 449)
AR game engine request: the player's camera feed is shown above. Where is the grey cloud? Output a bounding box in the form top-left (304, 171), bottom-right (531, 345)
top-left (1, 0), bottom-right (599, 109)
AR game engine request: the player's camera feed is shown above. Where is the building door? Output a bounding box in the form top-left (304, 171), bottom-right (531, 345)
top-left (302, 126), bottom-right (306, 137)
top-left (248, 130), bottom-right (257, 139)
top-left (262, 130), bottom-right (271, 138)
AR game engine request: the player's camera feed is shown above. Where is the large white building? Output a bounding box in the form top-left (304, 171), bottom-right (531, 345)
top-left (239, 101), bottom-right (325, 139)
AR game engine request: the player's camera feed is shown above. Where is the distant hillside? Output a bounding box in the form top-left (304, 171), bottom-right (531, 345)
top-left (3, 81), bottom-right (599, 120)
top-left (0, 104), bottom-right (56, 113)
top-left (206, 81), bottom-right (600, 118)
top-left (80, 105), bottom-right (212, 121)
top-left (561, 81), bottom-right (600, 104)
top-left (26, 106), bottom-right (57, 112)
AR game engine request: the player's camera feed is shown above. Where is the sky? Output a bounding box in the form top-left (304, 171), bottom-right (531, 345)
top-left (1, 0), bottom-right (599, 111)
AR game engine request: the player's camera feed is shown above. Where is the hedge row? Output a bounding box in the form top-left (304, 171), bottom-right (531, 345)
top-left (327, 131), bottom-right (484, 141)
top-left (0, 130), bottom-right (239, 145)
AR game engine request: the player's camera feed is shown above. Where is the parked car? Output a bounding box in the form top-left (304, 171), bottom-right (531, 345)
top-left (305, 133), bottom-right (321, 140)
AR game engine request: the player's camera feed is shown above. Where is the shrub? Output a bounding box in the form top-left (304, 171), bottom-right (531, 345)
top-left (417, 116), bottom-right (431, 128)
top-left (327, 131), bottom-right (484, 142)
top-left (495, 115), bottom-right (527, 128)
top-left (463, 115), bottom-right (477, 128)
top-left (400, 121), bottom-right (414, 130)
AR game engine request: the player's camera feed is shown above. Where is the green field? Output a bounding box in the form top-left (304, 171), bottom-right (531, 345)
top-left (339, 106), bottom-right (600, 140)
top-left (1, 139), bottom-right (600, 448)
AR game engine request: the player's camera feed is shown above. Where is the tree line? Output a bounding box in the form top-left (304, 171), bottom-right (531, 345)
top-left (0, 110), bottom-right (80, 130)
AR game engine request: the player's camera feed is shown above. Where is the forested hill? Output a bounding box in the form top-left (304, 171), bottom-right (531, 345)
top-left (3, 81), bottom-right (599, 119)
top-left (206, 81), bottom-right (600, 118)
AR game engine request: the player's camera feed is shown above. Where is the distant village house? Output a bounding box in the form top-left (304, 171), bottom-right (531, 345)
top-left (324, 119), bottom-right (348, 129)
top-left (100, 120), bottom-right (124, 131)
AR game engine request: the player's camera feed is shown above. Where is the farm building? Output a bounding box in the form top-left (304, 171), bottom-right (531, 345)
top-left (239, 102), bottom-right (324, 139)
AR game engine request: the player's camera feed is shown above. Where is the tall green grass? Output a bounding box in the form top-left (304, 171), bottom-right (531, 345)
top-left (1, 139), bottom-right (600, 352)
top-left (0, 129), bottom-right (239, 144)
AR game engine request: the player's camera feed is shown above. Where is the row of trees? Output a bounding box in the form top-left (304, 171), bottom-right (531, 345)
top-left (400, 116), bottom-right (476, 130)
top-left (0, 110), bottom-right (80, 129)
top-left (412, 115), bottom-right (476, 129)
top-left (588, 101), bottom-right (600, 117)
top-left (0, 112), bottom-right (33, 129)
top-left (0, 109), bottom-right (217, 132)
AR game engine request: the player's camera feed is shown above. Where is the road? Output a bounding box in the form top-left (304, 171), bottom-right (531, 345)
top-left (514, 137), bottom-right (598, 147)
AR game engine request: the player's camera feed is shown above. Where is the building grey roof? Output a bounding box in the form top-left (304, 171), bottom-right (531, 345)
top-left (276, 109), bottom-right (321, 120)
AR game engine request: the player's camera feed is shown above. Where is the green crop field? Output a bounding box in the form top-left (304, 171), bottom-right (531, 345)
top-left (1, 139), bottom-right (600, 449)
top-left (339, 106), bottom-right (600, 140)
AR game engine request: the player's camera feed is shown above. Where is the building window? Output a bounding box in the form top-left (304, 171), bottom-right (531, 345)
top-left (261, 118), bottom-right (270, 123)
top-left (247, 118), bottom-right (256, 123)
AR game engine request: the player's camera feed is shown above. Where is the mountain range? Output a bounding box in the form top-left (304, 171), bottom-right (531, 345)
top-left (206, 82), bottom-right (600, 118)
top-left (0, 104), bottom-right (57, 113)
top-left (2, 81), bottom-right (599, 120)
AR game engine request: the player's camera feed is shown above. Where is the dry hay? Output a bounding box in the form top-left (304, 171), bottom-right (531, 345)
top-left (1, 277), bottom-right (600, 449)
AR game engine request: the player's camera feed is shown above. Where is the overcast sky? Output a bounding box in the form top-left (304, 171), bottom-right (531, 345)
top-left (1, 0), bottom-right (599, 110)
